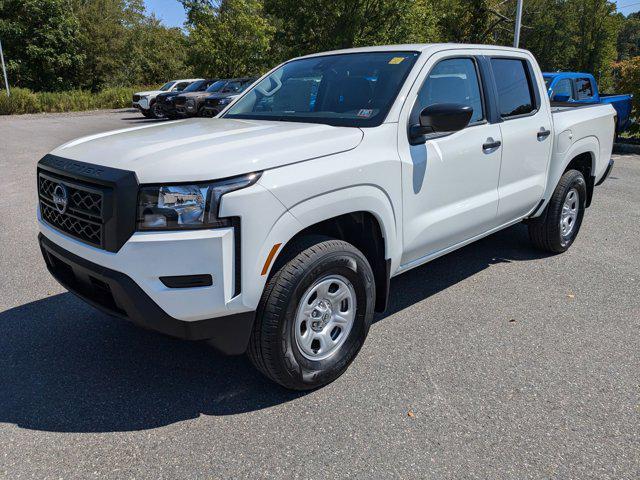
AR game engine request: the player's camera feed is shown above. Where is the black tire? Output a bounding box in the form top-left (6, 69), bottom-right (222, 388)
top-left (140, 108), bottom-right (153, 118)
top-left (248, 237), bottom-right (376, 390)
top-left (528, 169), bottom-right (586, 253)
top-left (150, 102), bottom-right (165, 119)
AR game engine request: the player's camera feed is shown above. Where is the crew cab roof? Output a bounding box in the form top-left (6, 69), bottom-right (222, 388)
top-left (542, 72), bottom-right (594, 79)
top-left (295, 43), bottom-right (533, 60)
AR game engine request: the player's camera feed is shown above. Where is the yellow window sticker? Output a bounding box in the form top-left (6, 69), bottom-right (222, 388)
top-left (388, 57), bottom-right (405, 65)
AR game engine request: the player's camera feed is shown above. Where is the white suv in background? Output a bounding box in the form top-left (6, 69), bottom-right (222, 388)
top-left (132, 79), bottom-right (203, 118)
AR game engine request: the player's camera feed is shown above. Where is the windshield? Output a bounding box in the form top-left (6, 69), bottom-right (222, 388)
top-left (224, 51), bottom-right (420, 127)
top-left (206, 80), bottom-right (227, 93)
top-left (159, 81), bottom-right (176, 91)
top-left (183, 79), bottom-right (215, 92)
top-left (182, 80), bottom-right (205, 92)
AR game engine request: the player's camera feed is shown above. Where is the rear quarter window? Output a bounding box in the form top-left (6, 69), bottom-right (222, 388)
top-left (490, 58), bottom-right (537, 118)
top-left (576, 78), bottom-right (594, 100)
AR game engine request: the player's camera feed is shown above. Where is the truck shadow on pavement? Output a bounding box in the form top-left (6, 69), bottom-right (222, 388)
top-left (0, 224), bottom-right (549, 433)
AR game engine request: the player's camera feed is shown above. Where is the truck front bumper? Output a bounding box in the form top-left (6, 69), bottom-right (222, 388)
top-left (38, 230), bottom-right (255, 355)
top-left (133, 97), bottom-right (150, 110)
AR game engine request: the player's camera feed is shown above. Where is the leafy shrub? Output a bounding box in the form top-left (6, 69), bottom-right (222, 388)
top-left (0, 86), bottom-right (153, 115)
top-left (613, 57), bottom-right (640, 135)
top-left (0, 88), bottom-right (40, 114)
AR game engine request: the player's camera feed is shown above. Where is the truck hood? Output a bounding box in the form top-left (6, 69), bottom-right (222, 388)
top-left (51, 118), bottom-right (364, 183)
top-left (135, 90), bottom-right (162, 97)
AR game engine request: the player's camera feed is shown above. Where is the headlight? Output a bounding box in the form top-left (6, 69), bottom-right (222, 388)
top-left (136, 173), bottom-right (261, 231)
top-left (139, 95), bottom-right (148, 99)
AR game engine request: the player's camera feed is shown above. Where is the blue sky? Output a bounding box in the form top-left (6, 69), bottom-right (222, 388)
top-left (144, 0), bottom-right (186, 28)
top-left (144, 0), bottom-right (640, 29)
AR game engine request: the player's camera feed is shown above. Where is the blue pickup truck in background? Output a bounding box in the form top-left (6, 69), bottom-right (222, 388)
top-left (544, 72), bottom-right (633, 134)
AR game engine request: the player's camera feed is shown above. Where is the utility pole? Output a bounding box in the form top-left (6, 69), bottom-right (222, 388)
top-left (0, 38), bottom-right (9, 97)
top-left (513, 0), bottom-right (524, 48)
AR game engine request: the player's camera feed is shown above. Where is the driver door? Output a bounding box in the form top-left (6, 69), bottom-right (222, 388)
top-left (398, 54), bottom-right (503, 266)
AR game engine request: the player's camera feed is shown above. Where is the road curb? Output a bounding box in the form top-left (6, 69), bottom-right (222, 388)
top-left (613, 142), bottom-right (640, 154)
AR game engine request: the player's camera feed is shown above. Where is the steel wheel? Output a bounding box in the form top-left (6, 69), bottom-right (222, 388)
top-left (560, 187), bottom-right (579, 245)
top-left (294, 275), bottom-right (356, 361)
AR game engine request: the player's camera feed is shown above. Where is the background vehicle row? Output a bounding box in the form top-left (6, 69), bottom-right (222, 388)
top-left (134, 77), bottom-right (256, 119)
top-left (132, 79), bottom-right (202, 118)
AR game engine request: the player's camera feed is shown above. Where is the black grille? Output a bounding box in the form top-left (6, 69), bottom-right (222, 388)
top-left (38, 172), bottom-right (106, 248)
top-left (133, 94), bottom-right (141, 102)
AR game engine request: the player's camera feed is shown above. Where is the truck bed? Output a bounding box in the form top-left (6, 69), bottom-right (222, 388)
top-left (549, 102), bottom-right (615, 188)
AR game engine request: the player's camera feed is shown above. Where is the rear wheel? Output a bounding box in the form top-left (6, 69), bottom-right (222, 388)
top-left (248, 237), bottom-right (375, 390)
top-left (528, 169), bottom-right (586, 253)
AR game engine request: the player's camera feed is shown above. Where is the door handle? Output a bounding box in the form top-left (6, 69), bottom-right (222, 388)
top-left (482, 140), bottom-right (501, 151)
top-left (537, 129), bottom-right (551, 140)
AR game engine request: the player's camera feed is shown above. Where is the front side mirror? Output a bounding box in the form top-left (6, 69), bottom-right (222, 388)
top-left (410, 103), bottom-right (473, 143)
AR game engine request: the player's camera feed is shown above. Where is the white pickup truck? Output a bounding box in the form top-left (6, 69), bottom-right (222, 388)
top-left (38, 44), bottom-right (615, 390)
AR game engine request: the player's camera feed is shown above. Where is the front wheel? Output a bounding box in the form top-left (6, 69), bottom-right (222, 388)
top-left (528, 169), bottom-right (586, 253)
top-left (248, 237), bottom-right (375, 390)
top-left (150, 102), bottom-right (165, 119)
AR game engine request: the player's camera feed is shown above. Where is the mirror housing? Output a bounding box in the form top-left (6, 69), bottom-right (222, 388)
top-left (410, 103), bottom-right (473, 143)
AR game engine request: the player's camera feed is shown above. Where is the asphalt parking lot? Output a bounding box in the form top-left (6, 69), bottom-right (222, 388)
top-left (1, 110), bottom-right (638, 479)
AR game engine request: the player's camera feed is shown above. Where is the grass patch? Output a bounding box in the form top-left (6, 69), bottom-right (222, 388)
top-left (0, 86), bottom-right (153, 115)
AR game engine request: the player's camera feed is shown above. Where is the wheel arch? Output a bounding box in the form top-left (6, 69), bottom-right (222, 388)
top-left (534, 136), bottom-right (599, 217)
top-left (254, 186), bottom-right (400, 313)
top-left (272, 211), bottom-right (390, 313)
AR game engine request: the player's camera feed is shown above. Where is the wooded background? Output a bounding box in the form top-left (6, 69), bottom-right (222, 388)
top-left (1, 0), bottom-right (639, 111)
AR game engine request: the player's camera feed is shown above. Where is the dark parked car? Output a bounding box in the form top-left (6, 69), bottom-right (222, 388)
top-left (173, 78), bottom-right (255, 118)
top-left (155, 79), bottom-right (219, 119)
top-left (200, 77), bottom-right (256, 117)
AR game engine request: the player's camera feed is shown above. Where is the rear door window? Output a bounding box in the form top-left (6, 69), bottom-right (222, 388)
top-left (416, 58), bottom-right (484, 123)
top-left (575, 78), bottom-right (594, 100)
top-left (490, 58), bottom-right (536, 118)
top-left (552, 78), bottom-right (573, 101)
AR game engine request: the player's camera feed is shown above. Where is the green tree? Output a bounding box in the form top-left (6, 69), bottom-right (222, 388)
top-left (182, 0), bottom-right (275, 78)
top-left (437, 0), bottom-right (492, 43)
top-left (612, 56), bottom-right (640, 133)
top-left (72, 0), bottom-right (188, 90)
top-left (0, 0), bottom-right (84, 91)
top-left (571, 0), bottom-right (620, 88)
top-left (121, 20), bottom-right (189, 86)
top-left (519, 0), bottom-right (578, 72)
top-left (617, 12), bottom-right (640, 60)
top-left (264, 0), bottom-right (440, 62)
